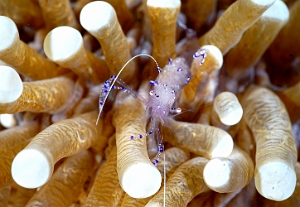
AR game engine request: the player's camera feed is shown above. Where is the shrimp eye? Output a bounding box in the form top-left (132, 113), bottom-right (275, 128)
top-left (149, 90), bottom-right (154, 96)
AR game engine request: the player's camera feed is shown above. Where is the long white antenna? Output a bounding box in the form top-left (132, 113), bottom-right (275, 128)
top-left (163, 152), bottom-right (166, 207)
top-left (96, 54), bottom-right (160, 125)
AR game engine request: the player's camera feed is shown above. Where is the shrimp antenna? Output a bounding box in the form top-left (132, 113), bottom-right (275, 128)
top-left (96, 54), bottom-right (161, 125)
top-left (176, 17), bottom-right (196, 38)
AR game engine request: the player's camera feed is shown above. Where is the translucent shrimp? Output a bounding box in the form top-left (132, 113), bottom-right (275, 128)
top-left (96, 52), bottom-right (207, 165)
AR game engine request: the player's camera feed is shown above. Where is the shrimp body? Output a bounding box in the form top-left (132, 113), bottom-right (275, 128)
top-left (148, 57), bottom-right (190, 127)
top-left (97, 55), bottom-right (192, 165)
top-left (146, 57), bottom-right (190, 165)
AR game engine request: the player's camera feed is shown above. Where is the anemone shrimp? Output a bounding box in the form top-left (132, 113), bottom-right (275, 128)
top-left (96, 49), bottom-right (207, 165)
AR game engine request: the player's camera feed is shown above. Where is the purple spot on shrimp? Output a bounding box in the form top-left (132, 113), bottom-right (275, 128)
top-left (186, 76), bottom-right (191, 84)
top-left (130, 135), bottom-right (134, 140)
top-left (158, 144), bottom-right (164, 154)
top-left (193, 49), bottom-right (207, 63)
top-left (111, 75), bottom-right (116, 79)
top-left (193, 52), bottom-right (201, 59)
top-left (152, 158), bottom-right (159, 166)
top-left (139, 134), bottom-right (143, 138)
top-left (177, 67), bottom-right (183, 72)
top-left (168, 58), bottom-right (172, 65)
top-left (194, 49), bottom-right (208, 65)
top-left (149, 80), bottom-right (157, 86)
top-left (200, 58), bottom-right (205, 65)
top-left (157, 67), bottom-right (162, 73)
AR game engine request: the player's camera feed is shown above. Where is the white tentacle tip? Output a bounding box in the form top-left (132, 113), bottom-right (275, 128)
top-left (0, 16), bottom-right (19, 52)
top-left (220, 107), bottom-right (243, 126)
top-left (211, 131), bottom-right (234, 158)
top-left (251, 0), bottom-right (276, 6)
top-left (147, 0), bottom-right (181, 8)
top-left (80, 1), bottom-right (116, 34)
top-left (255, 161), bottom-right (296, 201)
top-left (262, 0), bottom-right (289, 24)
top-left (214, 92), bottom-right (243, 126)
top-left (0, 114), bottom-right (17, 128)
top-left (0, 66), bottom-right (23, 103)
top-left (203, 159), bottom-right (231, 189)
top-left (121, 162), bottom-right (162, 198)
top-left (44, 26), bottom-right (83, 62)
top-left (201, 45), bottom-right (223, 68)
top-left (12, 148), bottom-right (53, 189)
